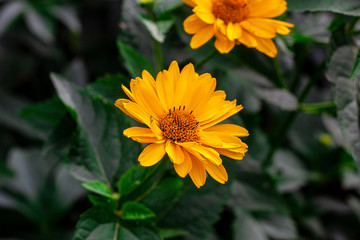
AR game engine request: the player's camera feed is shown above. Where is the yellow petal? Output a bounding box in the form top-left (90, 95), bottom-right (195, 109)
top-left (239, 30), bottom-right (258, 47)
top-left (215, 147), bottom-right (247, 160)
top-left (121, 85), bottom-right (136, 102)
top-left (183, 14), bottom-right (208, 34)
top-left (189, 156), bottom-right (206, 188)
top-left (204, 162), bottom-right (228, 184)
top-left (248, 0), bottom-right (287, 18)
top-left (227, 22), bottom-right (242, 41)
top-left (174, 63), bottom-right (196, 107)
top-left (214, 35), bottom-right (235, 53)
top-left (174, 150), bottom-right (192, 177)
top-left (166, 141), bottom-right (185, 164)
top-left (255, 38), bottom-right (277, 58)
top-left (180, 142), bottom-right (222, 165)
top-left (199, 131), bottom-right (224, 148)
top-left (241, 20), bottom-right (276, 39)
top-left (204, 124), bottom-right (249, 137)
top-left (138, 143), bottom-right (166, 166)
top-left (124, 127), bottom-right (155, 138)
top-left (115, 99), bottom-right (150, 126)
top-left (193, 0), bottom-right (215, 24)
top-left (190, 25), bottom-right (214, 49)
top-left (150, 117), bottom-right (163, 140)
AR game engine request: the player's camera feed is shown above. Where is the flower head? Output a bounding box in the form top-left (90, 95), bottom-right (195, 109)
top-left (115, 61), bottom-right (248, 188)
top-left (183, 0), bottom-right (294, 57)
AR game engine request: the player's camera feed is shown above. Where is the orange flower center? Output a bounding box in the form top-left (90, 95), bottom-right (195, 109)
top-left (212, 0), bottom-right (249, 24)
top-left (159, 107), bottom-right (200, 143)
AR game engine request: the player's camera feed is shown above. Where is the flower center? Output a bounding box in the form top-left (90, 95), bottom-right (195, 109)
top-left (212, 0), bottom-right (249, 24)
top-left (159, 107), bottom-right (200, 143)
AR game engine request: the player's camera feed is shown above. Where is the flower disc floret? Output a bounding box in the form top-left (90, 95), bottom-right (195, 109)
top-left (159, 107), bottom-right (200, 143)
top-left (213, 0), bottom-right (249, 24)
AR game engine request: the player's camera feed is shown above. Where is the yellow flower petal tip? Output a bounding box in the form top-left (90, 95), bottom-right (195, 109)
top-left (183, 0), bottom-right (294, 57)
top-left (115, 61), bottom-right (248, 188)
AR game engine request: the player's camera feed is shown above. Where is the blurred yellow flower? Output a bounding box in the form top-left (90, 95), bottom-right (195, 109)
top-left (115, 61), bottom-right (248, 188)
top-left (183, 0), bottom-right (294, 57)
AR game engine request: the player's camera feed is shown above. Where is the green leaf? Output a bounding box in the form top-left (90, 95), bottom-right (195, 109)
top-left (0, 1), bottom-right (26, 34)
top-left (122, 201), bottom-right (155, 220)
top-left (157, 180), bottom-right (230, 239)
top-left (351, 47), bottom-right (360, 81)
top-left (326, 46), bottom-right (360, 168)
top-left (118, 165), bottom-right (150, 196)
top-left (20, 97), bottom-right (67, 140)
top-left (117, 40), bottom-right (155, 78)
top-left (131, 227), bottom-right (163, 240)
top-left (139, 15), bottom-right (174, 43)
top-left (87, 74), bottom-right (129, 103)
top-left (50, 73), bottom-right (139, 186)
top-left (159, 228), bottom-right (188, 239)
top-left (153, 0), bottom-right (182, 16)
top-left (88, 194), bottom-right (117, 210)
top-left (233, 208), bottom-right (267, 240)
top-left (287, 0), bottom-right (360, 16)
top-left (82, 182), bottom-right (112, 198)
top-left (74, 207), bottom-right (141, 240)
top-left (142, 177), bottom-right (183, 221)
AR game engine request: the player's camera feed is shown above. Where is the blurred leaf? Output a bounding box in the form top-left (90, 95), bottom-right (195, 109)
top-left (122, 201), bottom-right (155, 220)
top-left (229, 68), bottom-right (298, 111)
top-left (131, 227), bottom-right (162, 240)
top-left (351, 47), bottom-right (360, 81)
top-left (0, 92), bottom-right (39, 139)
top-left (117, 40), bottom-right (155, 78)
top-left (153, 0), bottom-right (182, 16)
top-left (287, 0), bottom-right (360, 16)
top-left (159, 228), bottom-right (188, 239)
top-left (158, 180), bottom-right (230, 240)
top-left (270, 150), bottom-right (310, 193)
top-left (326, 46), bottom-right (360, 168)
top-left (20, 97), bottom-right (67, 139)
top-left (256, 213), bottom-right (298, 239)
top-left (233, 208), bottom-right (267, 240)
top-left (118, 165), bottom-right (149, 196)
top-left (24, 5), bottom-right (54, 43)
top-left (139, 15), bottom-right (174, 43)
top-left (348, 197), bottom-right (360, 222)
top-left (88, 194), bottom-right (117, 210)
top-left (51, 5), bottom-right (81, 34)
top-left (0, 160), bottom-right (14, 178)
top-left (83, 182), bottom-right (112, 198)
top-left (0, 1), bottom-right (25, 34)
top-left (63, 58), bottom-right (88, 87)
top-left (51, 73), bottom-right (137, 186)
top-left (300, 102), bottom-right (337, 115)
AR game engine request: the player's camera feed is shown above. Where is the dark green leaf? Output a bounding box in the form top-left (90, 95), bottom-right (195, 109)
top-left (122, 201), bottom-right (155, 220)
top-left (88, 195), bottom-right (117, 210)
top-left (287, 0), bottom-right (360, 16)
top-left (117, 40), bottom-right (155, 78)
top-left (82, 182), bottom-right (112, 198)
top-left (24, 5), bottom-right (54, 43)
top-left (51, 73), bottom-right (138, 186)
top-left (118, 165), bottom-right (150, 196)
top-left (326, 46), bottom-right (360, 168)
top-left (351, 47), bottom-right (360, 81)
top-left (158, 180), bottom-right (230, 239)
top-left (20, 97), bottom-right (67, 139)
top-left (131, 227), bottom-right (162, 240)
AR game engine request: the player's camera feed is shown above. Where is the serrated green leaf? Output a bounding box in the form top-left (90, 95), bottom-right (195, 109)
top-left (122, 201), bottom-right (155, 220)
top-left (50, 73), bottom-right (139, 187)
top-left (117, 40), bottom-right (155, 78)
top-left (287, 0), bottom-right (360, 16)
top-left (118, 165), bottom-right (149, 196)
top-left (83, 181), bottom-right (112, 198)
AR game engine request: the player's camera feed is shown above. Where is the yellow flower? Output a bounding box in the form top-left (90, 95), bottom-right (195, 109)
top-left (115, 61), bottom-right (248, 188)
top-left (183, 0), bottom-right (294, 57)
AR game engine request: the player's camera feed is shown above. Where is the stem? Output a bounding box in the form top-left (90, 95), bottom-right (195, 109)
top-left (145, 7), bottom-right (164, 72)
top-left (262, 63), bottom-right (325, 170)
top-left (273, 56), bottom-right (287, 89)
top-left (195, 49), bottom-right (217, 70)
top-left (300, 101), bottom-right (336, 114)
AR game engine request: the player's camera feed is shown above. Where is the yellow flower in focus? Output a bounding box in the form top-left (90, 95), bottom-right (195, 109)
top-left (183, 0), bottom-right (294, 57)
top-left (115, 61), bottom-right (248, 188)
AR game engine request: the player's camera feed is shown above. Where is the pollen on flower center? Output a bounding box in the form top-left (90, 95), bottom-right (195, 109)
top-left (212, 0), bottom-right (249, 24)
top-left (159, 107), bottom-right (200, 143)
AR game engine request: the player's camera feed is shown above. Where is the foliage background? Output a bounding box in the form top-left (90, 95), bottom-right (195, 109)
top-left (0, 0), bottom-right (360, 239)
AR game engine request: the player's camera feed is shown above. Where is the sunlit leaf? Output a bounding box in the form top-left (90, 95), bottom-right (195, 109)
top-left (121, 201), bottom-right (155, 220)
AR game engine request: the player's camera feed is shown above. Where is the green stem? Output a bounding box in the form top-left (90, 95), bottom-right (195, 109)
top-left (300, 101), bottom-right (336, 114)
top-left (195, 49), bottom-right (217, 70)
top-left (262, 63), bottom-right (326, 170)
top-left (145, 7), bottom-right (164, 72)
top-left (273, 56), bottom-right (287, 89)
